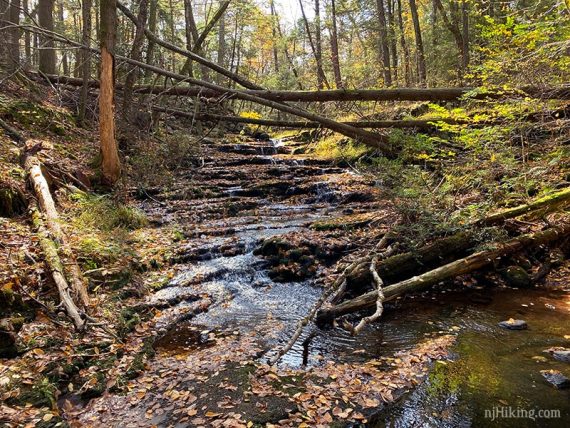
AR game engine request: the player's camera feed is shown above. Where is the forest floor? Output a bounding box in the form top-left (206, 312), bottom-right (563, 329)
top-left (1, 82), bottom-right (569, 427)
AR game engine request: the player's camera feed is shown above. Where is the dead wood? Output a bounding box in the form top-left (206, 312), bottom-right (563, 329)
top-left (316, 223), bottom-right (570, 324)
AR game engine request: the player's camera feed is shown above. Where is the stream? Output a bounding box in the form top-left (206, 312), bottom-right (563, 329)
top-left (76, 137), bottom-right (570, 426)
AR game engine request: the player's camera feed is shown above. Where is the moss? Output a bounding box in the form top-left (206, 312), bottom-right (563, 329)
top-left (15, 377), bottom-right (58, 408)
top-left (125, 336), bottom-right (156, 380)
top-left (80, 371), bottom-right (107, 400)
top-left (117, 307), bottom-right (141, 338)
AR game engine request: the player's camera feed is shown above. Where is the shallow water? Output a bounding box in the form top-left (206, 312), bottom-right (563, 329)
top-left (150, 138), bottom-right (570, 426)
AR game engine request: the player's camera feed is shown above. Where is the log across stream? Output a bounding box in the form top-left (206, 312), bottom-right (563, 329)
top-left (71, 137), bottom-right (570, 425)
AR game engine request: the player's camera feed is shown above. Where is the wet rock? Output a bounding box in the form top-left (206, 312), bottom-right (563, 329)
top-left (0, 183), bottom-right (27, 218)
top-left (544, 347), bottom-right (570, 363)
top-left (0, 318), bottom-right (20, 358)
top-left (502, 265), bottom-right (532, 288)
top-left (498, 319), bottom-right (527, 330)
top-left (541, 369), bottom-right (570, 389)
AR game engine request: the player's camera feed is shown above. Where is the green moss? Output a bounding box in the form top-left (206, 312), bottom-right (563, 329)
top-left (125, 336), bottom-right (156, 380)
top-left (16, 377), bottom-right (58, 408)
top-left (117, 307), bottom-right (141, 338)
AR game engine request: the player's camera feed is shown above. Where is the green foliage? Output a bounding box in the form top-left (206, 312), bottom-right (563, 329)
top-left (74, 195), bottom-right (148, 232)
top-left (472, 11), bottom-right (570, 85)
top-left (312, 135), bottom-right (370, 162)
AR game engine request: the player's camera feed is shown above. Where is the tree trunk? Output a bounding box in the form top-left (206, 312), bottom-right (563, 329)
top-left (217, 6), bottom-right (226, 78)
top-left (274, 7), bottom-right (303, 89)
top-left (387, 0), bottom-right (398, 83)
top-left (269, 0), bottom-right (279, 73)
top-left (9, 0), bottom-right (21, 70)
top-left (38, 0), bottom-right (56, 74)
top-left (57, 1), bottom-right (68, 75)
top-left (316, 224), bottom-right (570, 324)
top-left (461, 0), bottom-right (469, 72)
top-left (23, 0), bottom-right (31, 65)
top-left (35, 72), bottom-right (570, 102)
top-left (78, 0), bottom-right (93, 125)
top-left (329, 0), bottom-right (343, 89)
top-left (144, 0), bottom-right (157, 78)
top-left (0, 0), bottom-right (9, 74)
top-left (408, 0), bottom-right (426, 85)
top-left (299, 0), bottom-right (329, 89)
top-left (122, 0), bottom-right (148, 121)
top-left (375, 0), bottom-right (392, 86)
top-left (314, 0), bottom-right (326, 89)
top-left (154, 108), bottom-right (478, 130)
top-left (396, 0), bottom-right (411, 86)
top-left (99, 0), bottom-right (121, 185)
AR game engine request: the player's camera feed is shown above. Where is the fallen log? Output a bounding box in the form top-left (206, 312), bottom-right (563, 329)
top-left (152, 107), bottom-right (476, 129)
top-left (21, 25), bottom-right (394, 154)
top-left (344, 187), bottom-right (570, 291)
top-left (0, 118), bottom-right (90, 328)
top-left (31, 208), bottom-right (86, 330)
top-left (33, 72), bottom-right (570, 102)
top-left (316, 223), bottom-right (570, 324)
top-left (479, 187), bottom-right (570, 225)
top-left (24, 150), bottom-right (90, 308)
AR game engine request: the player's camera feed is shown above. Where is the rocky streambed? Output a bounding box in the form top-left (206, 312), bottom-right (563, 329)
top-left (66, 136), bottom-right (569, 427)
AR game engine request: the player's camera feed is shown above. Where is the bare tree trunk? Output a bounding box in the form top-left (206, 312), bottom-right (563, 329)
top-left (182, 0), bottom-right (198, 77)
top-left (269, 0), bottom-right (279, 73)
top-left (217, 6), bottom-right (226, 70)
top-left (433, 0), bottom-right (467, 79)
top-left (396, 0), bottom-right (411, 86)
top-left (314, 0), bottom-right (326, 89)
top-left (387, 0), bottom-right (398, 83)
top-left (0, 0), bottom-right (12, 74)
top-left (122, 0), bottom-right (148, 121)
top-left (78, 0), bottom-right (92, 125)
top-left (23, 0), bottom-right (31, 64)
top-left (316, 224), bottom-right (570, 324)
top-left (274, 6), bottom-right (303, 89)
top-left (38, 0), bottom-right (56, 74)
top-left (461, 0), bottom-right (469, 72)
top-left (329, 0), bottom-right (343, 89)
top-left (9, 0), bottom-right (21, 70)
top-left (299, 0), bottom-right (329, 89)
top-left (408, 0), bottom-right (426, 85)
top-left (144, 0), bottom-right (157, 78)
top-left (99, 0), bottom-right (121, 185)
top-left (57, 1), bottom-right (69, 75)
top-left (375, 0), bottom-right (392, 86)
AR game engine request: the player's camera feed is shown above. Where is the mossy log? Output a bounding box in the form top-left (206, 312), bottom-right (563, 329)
top-left (316, 223), bottom-right (570, 325)
top-left (31, 209), bottom-right (85, 330)
top-left (480, 187), bottom-right (570, 225)
top-left (25, 154), bottom-right (90, 307)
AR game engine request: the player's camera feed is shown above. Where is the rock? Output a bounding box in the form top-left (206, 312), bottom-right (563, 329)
top-left (502, 265), bottom-right (532, 288)
top-left (544, 347), bottom-right (570, 363)
top-left (498, 318), bottom-right (527, 330)
top-left (541, 369), bottom-right (570, 389)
